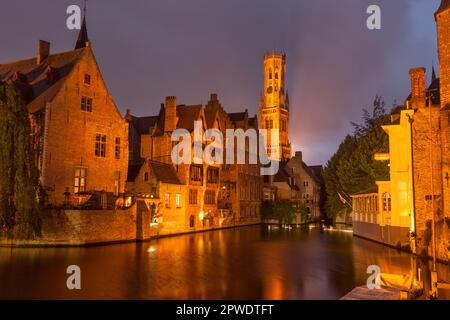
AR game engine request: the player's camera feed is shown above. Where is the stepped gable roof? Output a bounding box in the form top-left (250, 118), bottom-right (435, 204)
top-left (0, 48), bottom-right (86, 113)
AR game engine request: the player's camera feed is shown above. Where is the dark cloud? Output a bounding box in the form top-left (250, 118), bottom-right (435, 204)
top-left (0, 0), bottom-right (440, 164)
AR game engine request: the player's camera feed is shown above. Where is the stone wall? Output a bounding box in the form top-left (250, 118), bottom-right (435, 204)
top-left (411, 106), bottom-right (443, 258)
top-left (353, 221), bottom-right (410, 248)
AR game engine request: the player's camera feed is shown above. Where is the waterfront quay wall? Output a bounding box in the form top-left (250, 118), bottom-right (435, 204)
top-left (353, 221), bottom-right (410, 249)
top-left (0, 202), bottom-right (261, 247)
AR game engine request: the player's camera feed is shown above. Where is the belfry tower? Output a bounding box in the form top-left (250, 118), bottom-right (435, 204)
top-left (259, 52), bottom-right (292, 160)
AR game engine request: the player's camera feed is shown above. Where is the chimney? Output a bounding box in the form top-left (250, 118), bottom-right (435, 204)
top-left (409, 67), bottom-right (426, 108)
top-left (295, 151), bottom-right (303, 162)
top-left (164, 96), bottom-right (177, 132)
top-left (37, 40), bottom-right (50, 64)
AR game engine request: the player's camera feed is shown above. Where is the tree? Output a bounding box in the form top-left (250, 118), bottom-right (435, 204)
top-left (324, 96), bottom-right (391, 219)
top-left (0, 83), bottom-right (43, 239)
top-left (272, 200), bottom-right (297, 225)
top-left (295, 202), bottom-right (308, 223)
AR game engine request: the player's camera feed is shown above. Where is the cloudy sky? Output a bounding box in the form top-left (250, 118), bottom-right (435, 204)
top-left (0, 0), bottom-right (441, 165)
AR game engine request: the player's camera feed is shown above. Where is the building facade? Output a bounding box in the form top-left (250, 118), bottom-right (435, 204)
top-left (259, 52), bottom-right (292, 161)
top-left (126, 94), bottom-right (262, 232)
top-left (352, 1), bottom-right (450, 260)
top-left (0, 20), bottom-right (129, 208)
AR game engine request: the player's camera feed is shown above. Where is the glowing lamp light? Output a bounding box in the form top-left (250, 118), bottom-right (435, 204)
top-left (199, 210), bottom-right (204, 221)
top-left (374, 153), bottom-right (390, 161)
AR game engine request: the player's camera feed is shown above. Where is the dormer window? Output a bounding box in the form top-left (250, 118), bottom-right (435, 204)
top-left (84, 74), bottom-right (91, 85)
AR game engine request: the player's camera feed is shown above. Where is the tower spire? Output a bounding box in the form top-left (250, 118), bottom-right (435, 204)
top-left (75, 0), bottom-right (90, 49)
top-left (432, 64), bottom-right (437, 82)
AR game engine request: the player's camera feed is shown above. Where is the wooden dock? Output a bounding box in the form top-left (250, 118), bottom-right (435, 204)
top-left (341, 286), bottom-right (403, 300)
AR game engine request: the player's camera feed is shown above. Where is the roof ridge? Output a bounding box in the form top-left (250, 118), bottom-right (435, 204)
top-left (0, 48), bottom-right (85, 67)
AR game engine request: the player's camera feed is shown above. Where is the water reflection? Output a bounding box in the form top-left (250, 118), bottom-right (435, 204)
top-left (0, 225), bottom-right (448, 300)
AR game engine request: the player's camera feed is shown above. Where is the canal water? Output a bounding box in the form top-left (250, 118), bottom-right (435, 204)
top-left (0, 225), bottom-right (449, 300)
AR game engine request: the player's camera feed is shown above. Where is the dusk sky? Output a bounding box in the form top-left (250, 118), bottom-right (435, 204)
top-left (0, 0), bottom-right (440, 165)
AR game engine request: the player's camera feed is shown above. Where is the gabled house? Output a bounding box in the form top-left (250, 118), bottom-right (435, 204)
top-left (0, 18), bottom-right (129, 208)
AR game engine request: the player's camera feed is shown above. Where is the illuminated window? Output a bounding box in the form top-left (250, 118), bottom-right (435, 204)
top-left (74, 167), bottom-right (86, 194)
top-left (95, 134), bottom-right (106, 157)
top-left (165, 193), bottom-right (170, 208)
top-left (382, 193), bottom-right (391, 212)
top-left (81, 96), bottom-right (92, 112)
top-left (176, 194), bottom-right (181, 208)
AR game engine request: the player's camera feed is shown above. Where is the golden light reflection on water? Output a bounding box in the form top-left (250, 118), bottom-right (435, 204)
top-left (0, 225), bottom-right (448, 300)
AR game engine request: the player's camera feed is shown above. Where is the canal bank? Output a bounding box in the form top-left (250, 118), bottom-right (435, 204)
top-left (0, 203), bottom-right (260, 248)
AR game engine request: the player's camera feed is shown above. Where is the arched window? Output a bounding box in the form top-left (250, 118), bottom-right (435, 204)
top-left (382, 193), bottom-right (391, 212)
top-left (268, 69), bottom-right (273, 80)
top-left (144, 172), bottom-right (149, 181)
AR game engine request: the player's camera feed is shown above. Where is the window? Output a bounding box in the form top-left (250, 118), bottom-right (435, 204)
top-left (190, 165), bottom-right (203, 182)
top-left (189, 189), bottom-right (198, 205)
top-left (81, 96), bottom-right (92, 112)
top-left (165, 193), bottom-right (170, 208)
top-left (269, 69), bottom-right (273, 80)
top-left (115, 137), bottom-right (121, 159)
top-left (84, 74), bottom-right (91, 85)
top-left (269, 119), bottom-right (273, 129)
top-left (114, 171), bottom-right (120, 197)
top-left (95, 134), bottom-right (107, 157)
top-left (382, 193), bottom-right (391, 212)
top-left (304, 181), bottom-right (309, 187)
top-left (207, 167), bottom-right (219, 184)
top-left (176, 194), bottom-right (181, 208)
top-left (205, 191), bottom-right (216, 205)
top-left (74, 167), bottom-right (87, 194)
top-left (144, 172), bottom-right (149, 182)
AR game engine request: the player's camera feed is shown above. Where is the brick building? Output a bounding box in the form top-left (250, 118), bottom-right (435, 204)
top-left (353, 1), bottom-right (450, 260)
top-left (266, 152), bottom-right (324, 222)
top-left (0, 18), bottom-right (129, 208)
top-left (259, 52), bottom-right (292, 160)
top-left (126, 94), bottom-right (262, 231)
